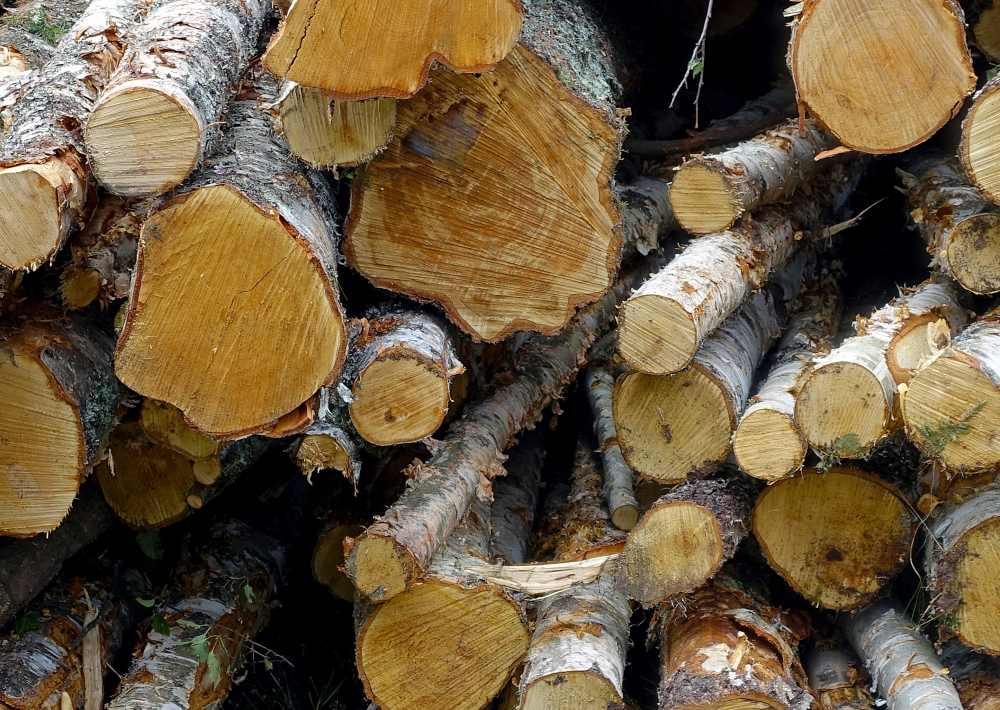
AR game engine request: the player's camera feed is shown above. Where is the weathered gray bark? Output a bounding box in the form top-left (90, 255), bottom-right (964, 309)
top-left (584, 363), bottom-right (638, 531)
top-left (802, 627), bottom-right (875, 710)
top-left (490, 428), bottom-right (546, 565)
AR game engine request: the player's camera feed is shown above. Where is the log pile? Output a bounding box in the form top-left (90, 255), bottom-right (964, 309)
top-left (5, 0), bottom-right (1000, 708)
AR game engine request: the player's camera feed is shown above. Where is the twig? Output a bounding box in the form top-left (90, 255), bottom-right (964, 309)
top-left (670, 0), bottom-right (714, 127)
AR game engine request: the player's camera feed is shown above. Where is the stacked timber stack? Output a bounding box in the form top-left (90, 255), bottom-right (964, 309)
top-left (5, 0), bottom-right (1000, 708)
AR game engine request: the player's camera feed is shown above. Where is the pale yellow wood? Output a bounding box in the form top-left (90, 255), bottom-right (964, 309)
top-left (313, 523), bottom-right (366, 601)
top-left (617, 292), bottom-right (698, 376)
top-left (667, 164), bottom-right (740, 235)
top-left (522, 672), bottom-right (618, 710)
top-left (139, 399), bottom-right (220, 460)
top-left (350, 357), bottom-right (449, 446)
top-left (974, 4), bottom-right (1000, 63)
top-left (295, 433), bottom-right (351, 474)
top-left (263, 0), bottom-right (522, 100)
top-left (954, 517), bottom-right (1000, 652)
top-left (732, 407), bottom-right (805, 482)
top-left (888, 316), bottom-right (945, 381)
top-left (948, 214), bottom-right (1000, 294)
top-left (348, 535), bottom-right (414, 602)
top-left (191, 458), bottom-right (221, 485)
top-left (964, 83), bottom-right (1000, 205)
top-left (795, 361), bottom-right (890, 451)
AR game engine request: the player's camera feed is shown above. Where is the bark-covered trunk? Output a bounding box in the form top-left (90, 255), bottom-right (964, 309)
top-left (788, 0), bottom-right (974, 153)
top-left (113, 70), bottom-right (348, 439)
top-left (342, 192), bottom-right (675, 603)
top-left (841, 599), bottom-right (963, 710)
top-left (0, 0), bottom-right (148, 272)
top-left (796, 278), bottom-right (965, 457)
top-left (802, 626), bottom-right (875, 710)
top-left (85, 0), bottom-right (270, 196)
top-left (618, 156), bottom-right (866, 375)
top-left (490, 429), bottom-right (546, 566)
top-left (584, 363), bottom-right (638, 531)
top-left (940, 637), bottom-right (1000, 710)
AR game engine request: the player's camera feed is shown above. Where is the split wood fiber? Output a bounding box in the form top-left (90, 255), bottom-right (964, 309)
top-left (344, 0), bottom-right (627, 341)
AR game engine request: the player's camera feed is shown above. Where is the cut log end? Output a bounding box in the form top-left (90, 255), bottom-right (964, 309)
top-left (140, 399), bottom-right (220, 460)
top-left (733, 407), bottom-right (806, 481)
top-left (752, 467), bottom-right (913, 610)
top-left (973, 4), bottom-right (1000, 63)
top-left (610, 504), bottom-right (639, 532)
top-left (668, 163), bottom-right (741, 235)
top-left (295, 433), bottom-right (353, 474)
top-left (60, 266), bottom-right (103, 309)
top-left (887, 314), bottom-right (946, 382)
top-left (357, 580), bottom-right (528, 710)
top-left (947, 214), bottom-right (1000, 295)
top-left (115, 184), bottom-right (346, 437)
top-left (795, 361), bottom-right (890, 452)
top-left (614, 369), bottom-right (731, 483)
top-left (521, 672), bottom-right (619, 710)
top-left (346, 535), bottom-right (418, 602)
top-left (0, 162), bottom-right (75, 271)
top-left (350, 357), bottom-right (449, 446)
top-left (617, 501), bottom-right (724, 606)
top-left (313, 523), bottom-right (366, 601)
top-left (86, 84), bottom-right (202, 196)
top-left (792, 0), bottom-right (974, 153)
top-left (617, 295), bottom-right (697, 375)
top-left (964, 81), bottom-right (1000, 204)
top-left (949, 516), bottom-right (1000, 653)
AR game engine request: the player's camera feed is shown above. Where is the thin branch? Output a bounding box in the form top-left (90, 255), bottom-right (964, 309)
top-left (670, 0), bottom-right (714, 127)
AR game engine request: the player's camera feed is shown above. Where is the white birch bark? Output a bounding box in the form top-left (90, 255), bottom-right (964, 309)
top-left (584, 365), bottom-right (639, 531)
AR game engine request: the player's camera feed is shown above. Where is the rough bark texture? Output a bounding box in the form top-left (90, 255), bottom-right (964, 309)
top-left (85, 0), bottom-right (270, 196)
top-left (490, 429), bottom-right (546, 565)
top-left (940, 637), bottom-right (1000, 710)
top-left (802, 628), bottom-right (875, 710)
top-left (669, 117), bottom-right (839, 235)
top-left (342, 186), bottom-right (675, 602)
top-left (584, 364), bottom-right (638, 531)
top-left (0, 0), bottom-right (93, 72)
top-left (841, 599), bottom-right (963, 710)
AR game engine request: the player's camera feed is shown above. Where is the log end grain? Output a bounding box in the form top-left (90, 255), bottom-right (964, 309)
top-left (947, 214), bottom-right (1000, 295)
top-left (521, 672), bottom-right (618, 710)
top-left (313, 523), bottom-right (366, 601)
top-left (350, 356), bottom-right (450, 446)
top-left (733, 406), bottom-right (807, 481)
top-left (610, 503), bottom-right (639, 532)
top-left (617, 293), bottom-right (698, 375)
top-left (947, 515), bottom-right (1000, 653)
top-left (886, 314), bottom-right (949, 383)
top-left (0, 160), bottom-right (82, 271)
top-left (964, 80), bottom-right (1000, 204)
top-left (973, 4), bottom-right (1000, 63)
top-left (139, 398), bottom-right (221, 460)
top-left (795, 360), bottom-right (891, 453)
top-left (668, 162), bottom-right (741, 235)
top-left (295, 432), bottom-right (355, 475)
top-left (345, 534), bottom-right (419, 602)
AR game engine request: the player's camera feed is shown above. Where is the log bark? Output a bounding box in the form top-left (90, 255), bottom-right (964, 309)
top-left (752, 466), bottom-right (915, 610)
top-left (0, 0), bottom-right (148, 272)
top-left (616, 474), bottom-right (754, 607)
top-left (618, 156), bottom-right (866, 375)
top-left (669, 117), bottom-right (839, 235)
top-left (733, 265), bottom-right (842, 480)
top-left (0, 485), bottom-right (114, 630)
top-left (924, 483), bottom-right (1000, 655)
top-left (490, 429), bottom-right (546, 566)
top-left (841, 599), bottom-right (963, 710)
top-left (113, 72), bottom-right (349, 439)
top-left (0, 0), bottom-right (93, 74)
top-left (962, 76), bottom-right (1000, 206)
top-left (789, 0), bottom-right (974, 153)
top-left (940, 637), bottom-right (1000, 710)
top-left (274, 84), bottom-right (396, 169)
top-left (614, 250), bottom-right (808, 483)
top-left (901, 152), bottom-right (1000, 295)
top-left (802, 626), bottom-right (875, 710)
top-left (343, 0), bottom-right (628, 342)
top-left (0, 312), bottom-right (121, 536)
top-left (796, 279), bottom-right (966, 457)
top-left (262, 0), bottom-right (522, 100)
top-left (342, 180), bottom-right (675, 603)
top-left (85, 0), bottom-right (270, 196)
top-left (107, 477), bottom-right (312, 710)
top-left (655, 576), bottom-right (813, 710)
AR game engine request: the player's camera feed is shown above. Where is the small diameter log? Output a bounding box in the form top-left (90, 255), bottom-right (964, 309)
top-left (342, 192), bottom-right (674, 602)
top-left (585, 364), bottom-right (639, 531)
top-left (841, 599), bottom-right (963, 710)
top-left (656, 577), bottom-right (813, 710)
top-left (925, 484), bottom-right (1000, 655)
top-left (969, 0), bottom-right (1000, 63)
top-left (614, 251), bottom-right (808, 482)
top-left (0, 485), bottom-right (114, 630)
top-left (490, 429), bottom-right (546, 566)
top-left (85, 0), bottom-right (269, 196)
top-left (262, 0), bottom-right (521, 100)
top-left (0, 314), bottom-right (121, 536)
top-left (618, 157), bottom-right (865, 375)
top-left (344, 0), bottom-right (627, 342)
top-left (796, 279), bottom-right (965, 456)
top-left (789, 0), bottom-right (974, 153)
top-left (107, 477), bottom-right (311, 710)
top-left (275, 84), bottom-right (396, 169)
top-left (733, 267), bottom-right (843, 481)
top-left (294, 385), bottom-right (364, 483)
top-left (669, 118), bottom-right (839, 235)
top-left (616, 475), bottom-right (754, 607)
top-left (346, 308), bottom-right (464, 446)
top-left (355, 494), bottom-right (529, 710)
top-left (752, 466), bottom-right (915, 610)
top-left (902, 152), bottom-right (1000, 295)
top-left (0, 0), bottom-right (147, 272)
top-left (802, 628), bottom-right (875, 710)
top-left (114, 74), bottom-right (348, 438)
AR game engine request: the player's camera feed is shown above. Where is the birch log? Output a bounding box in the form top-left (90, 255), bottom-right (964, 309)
top-left (490, 429), bottom-right (546, 566)
top-left (789, 0), bottom-right (974, 153)
top-left (113, 73), bottom-right (348, 439)
top-left (961, 76), bottom-right (1000, 206)
top-left (802, 627), bottom-right (876, 710)
top-left (584, 364), bottom-right (639, 530)
top-left (0, 0), bottom-right (148, 272)
top-left (85, 0), bottom-right (270, 196)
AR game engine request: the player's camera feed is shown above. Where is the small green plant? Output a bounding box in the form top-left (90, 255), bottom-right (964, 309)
top-left (151, 612), bottom-right (170, 635)
top-left (9, 10), bottom-right (69, 46)
top-left (989, 64), bottom-right (1000, 83)
top-left (817, 432), bottom-right (864, 471)
top-left (915, 400), bottom-right (986, 456)
top-left (12, 612), bottom-right (39, 634)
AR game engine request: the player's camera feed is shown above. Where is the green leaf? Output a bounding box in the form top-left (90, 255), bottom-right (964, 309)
top-left (688, 58), bottom-right (704, 77)
top-left (831, 432), bottom-right (863, 458)
top-left (152, 613), bottom-right (170, 636)
top-left (243, 584), bottom-right (254, 604)
top-left (136, 597), bottom-right (156, 608)
top-left (262, 657), bottom-right (273, 671)
top-left (915, 400), bottom-right (986, 455)
top-left (136, 531), bottom-right (164, 560)
top-left (989, 65), bottom-right (1000, 83)
top-left (176, 619), bottom-right (203, 629)
top-left (206, 648), bottom-right (223, 688)
top-left (190, 633), bottom-right (211, 663)
top-left (13, 613), bottom-right (39, 634)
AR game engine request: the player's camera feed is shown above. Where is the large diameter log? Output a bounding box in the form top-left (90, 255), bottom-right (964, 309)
top-left (616, 475), bottom-right (754, 606)
top-left (584, 365), bottom-right (639, 530)
top-left (752, 467), bottom-right (915, 610)
top-left (795, 279), bottom-right (965, 456)
top-left (262, 0), bottom-right (521, 100)
top-left (0, 314), bottom-right (121, 535)
top-left (615, 251), bottom-right (807, 482)
top-left (789, 0), bottom-right (974, 153)
top-left (669, 118), bottom-right (839, 235)
top-left (902, 153), bottom-right (1000, 295)
top-left (656, 578), bottom-right (813, 710)
top-left (619, 157), bottom-right (865, 375)
top-left (342, 180), bottom-right (675, 602)
top-left (733, 266), bottom-right (842, 480)
top-left (925, 484), bottom-right (1000, 655)
top-left (85, 0), bottom-right (269, 196)
top-left (0, 0), bottom-right (148, 272)
top-left (114, 74), bottom-right (348, 438)
top-left (842, 599), bottom-right (963, 710)
top-left (344, 0), bottom-right (627, 342)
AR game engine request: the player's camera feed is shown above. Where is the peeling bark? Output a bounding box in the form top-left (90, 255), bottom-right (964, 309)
top-left (490, 429), bottom-right (546, 565)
